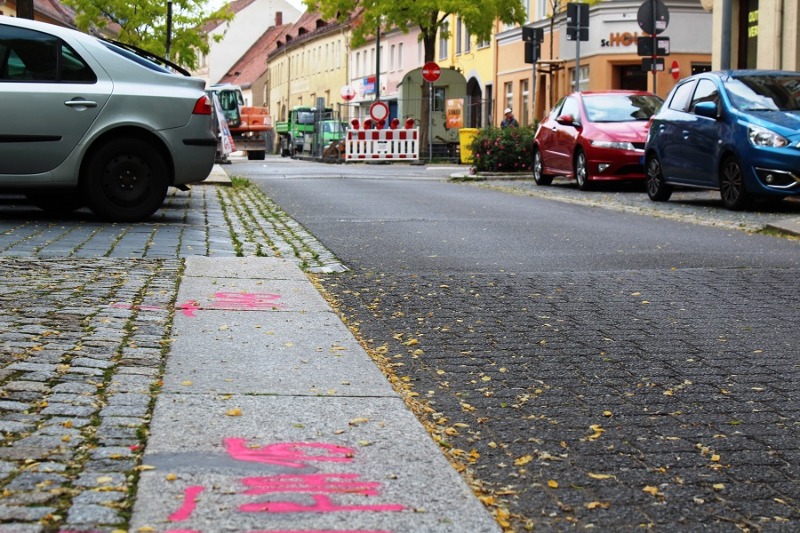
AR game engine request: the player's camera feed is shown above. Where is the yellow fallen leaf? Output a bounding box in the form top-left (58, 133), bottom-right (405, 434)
top-left (166, 473), bottom-right (177, 481)
top-left (547, 479), bottom-right (559, 488)
top-left (711, 454), bottom-right (720, 462)
top-left (588, 472), bottom-right (614, 480)
top-left (586, 501), bottom-right (611, 509)
top-left (96, 476), bottom-right (114, 483)
top-left (135, 465), bottom-right (155, 471)
top-left (514, 455), bottom-right (533, 466)
top-left (349, 417), bottom-right (369, 426)
top-left (219, 324), bottom-right (229, 330)
top-left (643, 485), bottom-right (661, 496)
top-left (225, 408), bottom-right (242, 416)
top-left (713, 483), bottom-right (725, 490)
top-left (181, 380), bottom-right (193, 386)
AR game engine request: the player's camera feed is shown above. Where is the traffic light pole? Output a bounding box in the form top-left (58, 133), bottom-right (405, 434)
top-left (651, 0), bottom-right (658, 93)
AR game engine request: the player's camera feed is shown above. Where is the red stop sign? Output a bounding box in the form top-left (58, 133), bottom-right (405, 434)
top-left (422, 61), bottom-right (441, 82)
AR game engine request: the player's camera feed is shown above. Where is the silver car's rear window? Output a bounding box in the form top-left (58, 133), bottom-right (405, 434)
top-left (101, 41), bottom-right (174, 74)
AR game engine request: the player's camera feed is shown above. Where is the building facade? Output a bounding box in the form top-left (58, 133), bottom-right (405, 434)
top-left (709, 0), bottom-right (800, 70)
top-left (498, 0), bottom-right (714, 125)
top-left (267, 11), bottom-right (351, 123)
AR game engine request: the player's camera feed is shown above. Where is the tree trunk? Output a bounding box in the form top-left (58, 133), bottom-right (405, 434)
top-left (420, 26), bottom-right (436, 158)
top-left (16, 0), bottom-right (35, 19)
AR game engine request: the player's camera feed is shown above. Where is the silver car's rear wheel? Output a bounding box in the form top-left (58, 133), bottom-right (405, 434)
top-left (82, 138), bottom-right (169, 222)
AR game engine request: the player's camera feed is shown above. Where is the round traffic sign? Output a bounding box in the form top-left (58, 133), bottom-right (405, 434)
top-left (637, 0), bottom-right (670, 35)
top-left (671, 60), bottom-right (680, 80)
top-left (422, 61), bottom-right (441, 83)
top-left (340, 85), bottom-right (356, 101)
top-left (369, 100), bottom-right (390, 121)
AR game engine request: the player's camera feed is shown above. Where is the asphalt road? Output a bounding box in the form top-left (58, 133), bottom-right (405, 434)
top-left (243, 158), bottom-right (800, 531)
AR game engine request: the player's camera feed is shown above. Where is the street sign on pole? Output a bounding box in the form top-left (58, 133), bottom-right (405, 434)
top-left (422, 62), bottom-right (441, 83)
top-left (637, 36), bottom-right (670, 56)
top-left (566, 3), bottom-right (589, 41)
top-left (637, 0), bottom-right (670, 35)
top-left (642, 57), bottom-right (665, 71)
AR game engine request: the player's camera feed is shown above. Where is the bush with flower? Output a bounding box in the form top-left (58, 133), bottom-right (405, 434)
top-left (468, 124), bottom-right (537, 173)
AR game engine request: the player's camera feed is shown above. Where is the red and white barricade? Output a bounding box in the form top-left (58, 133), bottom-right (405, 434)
top-left (345, 128), bottom-right (419, 161)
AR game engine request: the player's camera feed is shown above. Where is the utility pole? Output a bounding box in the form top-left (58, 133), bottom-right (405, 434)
top-left (16, 0), bottom-right (35, 19)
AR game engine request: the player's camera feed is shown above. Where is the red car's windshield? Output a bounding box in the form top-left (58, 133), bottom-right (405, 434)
top-left (582, 94), bottom-right (663, 123)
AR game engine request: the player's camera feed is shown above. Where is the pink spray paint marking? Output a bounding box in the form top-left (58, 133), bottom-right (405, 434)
top-left (242, 473), bottom-right (382, 496)
top-left (224, 439), bottom-right (355, 468)
top-left (168, 485), bottom-right (205, 522)
top-left (240, 493), bottom-right (405, 514)
top-left (239, 473), bottom-right (404, 514)
top-left (212, 291), bottom-right (285, 310)
top-left (177, 300), bottom-right (201, 317)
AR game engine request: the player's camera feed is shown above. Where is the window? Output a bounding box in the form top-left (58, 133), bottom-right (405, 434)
top-left (690, 79), bottom-right (720, 113)
top-left (398, 43), bottom-right (404, 68)
top-left (561, 96), bottom-right (580, 123)
top-left (520, 79), bottom-right (529, 125)
top-left (504, 81), bottom-right (513, 110)
top-left (0, 25), bottom-right (96, 82)
top-left (433, 87), bottom-right (445, 111)
top-left (570, 65), bottom-right (590, 91)
top-left (390, 44), bottom-right (396, 71)
top-left (456, 18), bottom-right (463, 55)
top-left (537, 0), bottom-right (548, 19)
top-left (668, 80), bottom-right (697, 112)
top-left (439, 22), bottom-right (449, 60)
top-left (355, 52), bottom-right (360, 77)
top-left (464, 28), bottom-right (471, 53)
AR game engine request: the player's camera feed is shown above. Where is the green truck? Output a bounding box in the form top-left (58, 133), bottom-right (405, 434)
top-left (275, 106), bottom-right (334, 157)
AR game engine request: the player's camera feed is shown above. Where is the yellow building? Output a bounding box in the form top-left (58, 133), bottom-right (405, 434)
top-left (708, 0), bottom-right (800, 69)
top-left (497, 0), bottom-right (713, 123)
top-left (267, 11), bottom-right (351, 123)
top-left (439, 14), bottom-right (498, 127)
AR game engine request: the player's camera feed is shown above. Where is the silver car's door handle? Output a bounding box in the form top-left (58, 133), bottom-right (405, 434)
top-left (65, 99), bottom-right (98, 108)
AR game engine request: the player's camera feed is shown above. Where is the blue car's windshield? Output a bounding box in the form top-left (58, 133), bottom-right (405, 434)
top-left (724, 74), bottom-right (800, 111)
top-left (582, 94), bottom-right (663, 122)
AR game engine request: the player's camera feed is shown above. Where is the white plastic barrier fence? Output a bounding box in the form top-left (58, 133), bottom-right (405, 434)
top-left (345, 128), bottom-right (419, 161)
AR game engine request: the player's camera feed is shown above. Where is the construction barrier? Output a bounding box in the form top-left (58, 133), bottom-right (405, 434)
top-left (345, 128), bottom-right (419, 161)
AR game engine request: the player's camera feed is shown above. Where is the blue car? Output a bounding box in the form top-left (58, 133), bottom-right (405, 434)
top-left (644, 70), bottom-right (800, 210)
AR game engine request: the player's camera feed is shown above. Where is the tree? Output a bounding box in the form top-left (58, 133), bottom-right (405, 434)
top-left (63, 0), bottom-right (233, 70)
top-left (304, 0), bottom-right (527, 153)
top-left (16, 0), bottom-right (35, 19)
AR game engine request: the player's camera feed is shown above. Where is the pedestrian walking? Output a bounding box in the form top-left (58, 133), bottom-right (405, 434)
top-left (501, 108), bottom-right (519, 128)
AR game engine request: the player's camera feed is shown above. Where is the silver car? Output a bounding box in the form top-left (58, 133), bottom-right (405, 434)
top-left (0, 17), bottom-right (217, 222)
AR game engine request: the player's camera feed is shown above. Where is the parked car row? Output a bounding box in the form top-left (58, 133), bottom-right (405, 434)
top-left (0, 17), bottom-right (217, 222)
top-left (532, 70), bottom-right (800, 210)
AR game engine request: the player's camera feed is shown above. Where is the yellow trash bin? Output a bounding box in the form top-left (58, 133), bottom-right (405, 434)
top-left (458, 128), bottom-right (479, 165)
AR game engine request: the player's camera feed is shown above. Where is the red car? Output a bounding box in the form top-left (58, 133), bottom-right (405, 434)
top-left (532, 91), bottom-right (663, 190)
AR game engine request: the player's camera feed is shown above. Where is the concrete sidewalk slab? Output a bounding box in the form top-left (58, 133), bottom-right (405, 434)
top-left (129, 257), bottom-right (501, 533)
top-left (161, 311), bottom-right (393, 396)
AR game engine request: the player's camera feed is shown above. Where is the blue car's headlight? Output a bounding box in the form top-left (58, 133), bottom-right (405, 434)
top-left (747, 124), bottom-right (789, 147)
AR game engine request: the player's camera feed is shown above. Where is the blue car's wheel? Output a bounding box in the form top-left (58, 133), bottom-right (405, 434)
top-left (719, 155), bottom-right (751, 210)
top-left (646, 154), bottom-right (672, 201)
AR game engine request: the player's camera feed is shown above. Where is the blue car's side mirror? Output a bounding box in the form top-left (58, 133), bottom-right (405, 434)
top-left (694, 101), bottom-right (719, 119)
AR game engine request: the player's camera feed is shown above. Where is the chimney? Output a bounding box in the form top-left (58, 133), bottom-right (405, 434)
top-left (275, 11), bottom-right (282, 26)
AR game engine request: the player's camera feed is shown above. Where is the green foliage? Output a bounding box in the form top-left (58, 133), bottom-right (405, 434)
top-left (305, 0), bottom-right (527, 60)
top-left (64, 0), bottom-right (233, 70)
top-left (469, 124), bottom-right (537, 173)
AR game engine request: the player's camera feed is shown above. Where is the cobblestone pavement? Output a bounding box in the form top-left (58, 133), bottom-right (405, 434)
top-left (472, 177), bottom-right (800, 234)
top-left (0, 182), bottom-right (345, 533)
top-left (2, 175), bottom-right (799, 532)
top-left (317, 266), bottom-right (800, 532)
